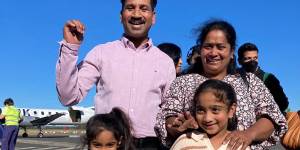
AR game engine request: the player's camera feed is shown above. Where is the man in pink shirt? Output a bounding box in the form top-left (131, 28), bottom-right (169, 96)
top-left (56, 0), bottom-right (175, 149)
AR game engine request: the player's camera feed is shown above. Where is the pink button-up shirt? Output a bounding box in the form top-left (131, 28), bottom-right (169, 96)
top-left (56, 37), bottom-right (176, 137)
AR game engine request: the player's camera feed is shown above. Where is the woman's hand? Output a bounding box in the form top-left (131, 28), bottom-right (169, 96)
top-left (224, 117), bottom-right (275, 150)
top-left (224, 130), bottom-right (254, 150)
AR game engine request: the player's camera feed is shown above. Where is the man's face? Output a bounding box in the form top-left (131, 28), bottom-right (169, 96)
top-left (241, 50), bottom-right (259, 72)
top-left (242, 50), bottom-right (258, 63)
top-left (120, 0), bottom-right (156, 39)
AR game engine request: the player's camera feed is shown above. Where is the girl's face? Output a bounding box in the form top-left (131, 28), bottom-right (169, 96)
top-left (200, 29), bottom-right (234, 78)
top-left (195, 91), bottom-right (236, 137)
top-left (90, 130), bottom-right (119, 150)
top-left (176, 58), bottom-right (183, 74)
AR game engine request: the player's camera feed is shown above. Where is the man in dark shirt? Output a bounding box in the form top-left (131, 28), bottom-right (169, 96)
top-left (238, 42), bottom-right (289, 113)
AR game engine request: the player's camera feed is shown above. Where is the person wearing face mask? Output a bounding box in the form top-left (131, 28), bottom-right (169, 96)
top-left (237, 42), bottom-right (289, 114)
top-left (55, 0), bottom-right (176, 149)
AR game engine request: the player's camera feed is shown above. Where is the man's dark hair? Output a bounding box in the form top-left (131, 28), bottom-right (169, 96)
top-left (120, 0), bottom-right (157, 11)
top-left (238, 42), bottom-right (259, 63)
top-left (4, 98), bottom-right (14, 106)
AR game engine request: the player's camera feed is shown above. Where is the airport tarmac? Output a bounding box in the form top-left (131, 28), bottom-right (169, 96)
top-left (18, 127), bottom-right (86, 137)
top-left (16, 137), bottom-right (83, 150)
top-left (14, 128), bottom-right (87, 149)
top-left (5, 127), bottom-right (287, 150)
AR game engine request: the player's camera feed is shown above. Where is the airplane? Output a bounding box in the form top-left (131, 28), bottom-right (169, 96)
top-left (0, 106), bottom-right (95, 138)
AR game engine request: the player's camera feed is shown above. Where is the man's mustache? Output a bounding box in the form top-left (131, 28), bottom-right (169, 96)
top-left (129, 18), bottom-right (145, 25)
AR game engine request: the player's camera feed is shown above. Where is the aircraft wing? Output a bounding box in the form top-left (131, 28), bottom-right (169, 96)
top-left (29, 113), bottom-right (65, 126)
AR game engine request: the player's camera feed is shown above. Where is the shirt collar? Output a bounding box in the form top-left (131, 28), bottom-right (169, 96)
top-left (190, 132), bottom-right (205, 142)
top-left (121, 36), bottom-right (153, 51)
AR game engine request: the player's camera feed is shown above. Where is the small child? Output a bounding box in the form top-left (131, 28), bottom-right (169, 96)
top-left (82, 107), bottom-right (134, 150)
top-left (170, 79), bottom-right (250, 150)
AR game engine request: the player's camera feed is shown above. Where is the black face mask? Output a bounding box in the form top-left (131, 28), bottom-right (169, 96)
top-left (242, 60), bottom-right (258, 72)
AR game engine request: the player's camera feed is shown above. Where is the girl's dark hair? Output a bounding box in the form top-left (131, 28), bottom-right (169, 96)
top-left (82, 107), bottom-right (134, 150)
top-left (186, 19), bottom-right (238, 75)
top-left (193, 79), bottom-right (237, 130)
top-left (157, 43), bottom-right (182, 67)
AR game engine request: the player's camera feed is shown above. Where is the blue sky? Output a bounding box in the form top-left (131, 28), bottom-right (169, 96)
top-left (1, 0), bottom-right (299, 111)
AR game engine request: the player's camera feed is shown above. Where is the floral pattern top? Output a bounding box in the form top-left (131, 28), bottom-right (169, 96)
top-left (155, 73), bottom-right (287, 150)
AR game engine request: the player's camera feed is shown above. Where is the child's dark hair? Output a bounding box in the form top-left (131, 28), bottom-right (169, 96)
top-left (157, 43), bottom-right (182, 67)
top-left (82, 107), bottom-right (134, 150)
top-left (193, 79), bottom-right (237, 130)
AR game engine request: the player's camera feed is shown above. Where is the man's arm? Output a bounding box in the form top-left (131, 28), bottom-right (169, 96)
top-left (18, 110), bottom-right (23, 123)
top-left (0, 107), bottom-right (7, 120)
top-left (264, 74), bottom-right (289, 112)
top-left (56, 20), bottom-right (100, 106)
top-left (56, 43), bottom-right (102, 106)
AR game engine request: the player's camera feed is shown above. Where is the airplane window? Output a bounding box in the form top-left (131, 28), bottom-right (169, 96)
top-left (41, 111), bottom-right (44, 115)
top-left (34, 111), bottom-right (37, 114)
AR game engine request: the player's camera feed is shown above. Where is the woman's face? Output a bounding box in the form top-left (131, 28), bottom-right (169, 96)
top-left (200, 30), bottom-right (234, 78)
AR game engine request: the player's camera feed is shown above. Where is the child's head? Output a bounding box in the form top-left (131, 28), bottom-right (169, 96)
top-left (193, 79), bottom-right (237, 137)
top-left (83, 107), bottom-right (134, 150)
